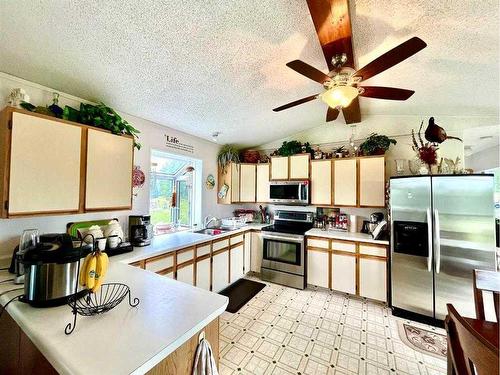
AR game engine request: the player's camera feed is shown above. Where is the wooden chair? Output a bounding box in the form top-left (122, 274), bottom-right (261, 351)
top-left (473, 269), bottom-right (499, 322)
top-left (445, 304), bottom-right (499, 375)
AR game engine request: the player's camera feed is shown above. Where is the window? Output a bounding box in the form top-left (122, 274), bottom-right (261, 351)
top-left (150, 150), bottom-right (201, 234)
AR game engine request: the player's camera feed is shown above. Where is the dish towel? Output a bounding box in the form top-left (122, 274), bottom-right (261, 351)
top-left (192, 338), bottom-right (219, 375)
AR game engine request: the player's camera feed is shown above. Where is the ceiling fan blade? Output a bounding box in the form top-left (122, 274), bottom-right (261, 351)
top-left (306, 0), bottom-right (355, 71)
top-left (341, 97), bottom-right (361, 124)
top-left (286, 60), bottom-right (330, 84)
top-left (354, 37), bottom-right (427, 82)
top-left (326, 107), bottom-right (340, 122)
top-left (359, 86), bottom-right (415, 100)
top-left (273, 94), bottom-right (319, 112)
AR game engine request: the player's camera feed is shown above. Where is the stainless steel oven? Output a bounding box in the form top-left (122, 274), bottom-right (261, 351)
top-left (269, 181), bottom-right (309, 205)
top-left (260, 210), bottom-right (313, 289)
top-left (262, 232), bottom-right (304, 275)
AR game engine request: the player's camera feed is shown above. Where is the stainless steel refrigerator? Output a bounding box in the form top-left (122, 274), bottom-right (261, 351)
top-left (390, 175), bottom-right (496, 321)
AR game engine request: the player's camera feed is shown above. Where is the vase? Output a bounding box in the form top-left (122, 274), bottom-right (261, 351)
top-left (408, 158), bottom-right (422, 175)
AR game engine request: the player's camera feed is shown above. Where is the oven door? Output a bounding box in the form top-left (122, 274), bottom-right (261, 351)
top-left (261, 233), bottom-right (304, 275)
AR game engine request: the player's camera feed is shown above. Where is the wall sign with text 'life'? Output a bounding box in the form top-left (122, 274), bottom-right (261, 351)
top-left (164, 134), bottom-right (194, 153)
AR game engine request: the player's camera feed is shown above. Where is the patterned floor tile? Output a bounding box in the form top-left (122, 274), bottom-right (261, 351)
top-left (219, 277), bottom-right (446, 375)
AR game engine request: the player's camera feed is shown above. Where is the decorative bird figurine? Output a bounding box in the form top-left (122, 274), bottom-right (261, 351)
top-left (425, 117), bottom-right (462, 144)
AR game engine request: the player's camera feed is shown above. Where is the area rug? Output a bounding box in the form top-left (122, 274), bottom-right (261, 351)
top-left (397, 321), bottom-right (447, 359)
top-left (219, 279), bottom-right (266, 313)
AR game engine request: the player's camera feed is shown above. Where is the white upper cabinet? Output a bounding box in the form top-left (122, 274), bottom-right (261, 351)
top-left (230, 163), bottom-right (240, 203)
top-left (333, 159), bottom-right (357, 206)
top-left (8, 112), bottom-right (82, 215)
top-left (256, 164), bottom-right (270, 202)
top-left (359, 156), bottom-right (385, 207)
top-left (270, 156), bottom-right (288, 180)
top-left (217, 162), bottom-right (240, 204)
top-left (85, 129), bottom-right (134, 210)
top-left (239, 164), bottom-right (256, 202)
top-left (289, 154), bottom-right (310, 179)
top-left (310, 160), bottom-right (332, 206)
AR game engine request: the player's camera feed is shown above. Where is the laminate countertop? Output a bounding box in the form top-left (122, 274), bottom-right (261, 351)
top-left (112, 222), bottom-right (267, 265)
top-left (0, 238), bottom-right (238, 374)
top-left (0, 223), bottom-right (271, 374)
top-left (305, 228), bottom-right (390, 246)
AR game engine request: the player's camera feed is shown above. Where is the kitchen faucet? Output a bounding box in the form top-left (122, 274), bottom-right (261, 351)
top-left (203, 216), bottom-right (219, 229)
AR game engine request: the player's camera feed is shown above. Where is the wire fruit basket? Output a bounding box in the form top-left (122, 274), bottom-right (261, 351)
top-left (69, 283), bottom-right (139, 316)
top-left (64, 238), bottom-right (140, 335)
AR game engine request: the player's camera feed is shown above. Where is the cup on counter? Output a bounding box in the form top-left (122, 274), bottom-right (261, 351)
top-left (107, 235), bottom-right (122, 249)
top-left (96, 237), bottom-right (107, 251)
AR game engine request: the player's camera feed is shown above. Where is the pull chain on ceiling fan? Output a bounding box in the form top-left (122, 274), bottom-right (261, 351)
top-left (273, 0), bottom-right (427, 124)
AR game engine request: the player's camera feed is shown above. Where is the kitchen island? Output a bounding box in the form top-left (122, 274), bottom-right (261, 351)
top-left (0, 244), bottom-right (229, 374)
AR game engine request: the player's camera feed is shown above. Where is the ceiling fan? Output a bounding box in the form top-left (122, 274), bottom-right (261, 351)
top-left (273, 0), bottom-right (427, 124)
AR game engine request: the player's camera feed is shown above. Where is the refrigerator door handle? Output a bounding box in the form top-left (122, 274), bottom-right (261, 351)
top-left (426, 208), bottom-right (433, 272)
top-left (434, 208), bottom-right (441, 274)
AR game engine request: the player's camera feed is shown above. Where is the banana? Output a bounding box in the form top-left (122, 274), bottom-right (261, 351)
top-left (86, 254), bottom-right (97, 290)
top-left (91, 252), bottom-right (109, 293)
top-left (79, 253), bottom-right (92, 287)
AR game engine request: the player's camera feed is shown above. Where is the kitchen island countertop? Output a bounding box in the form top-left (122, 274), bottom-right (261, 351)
top-left (0, 258), bottom-right (228, 374)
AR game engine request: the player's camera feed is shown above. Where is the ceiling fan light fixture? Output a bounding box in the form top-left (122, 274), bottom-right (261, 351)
top-left (319, 86), bottom-right (359, 109)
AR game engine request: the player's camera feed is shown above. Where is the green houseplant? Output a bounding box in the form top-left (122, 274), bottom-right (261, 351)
top-left (276, 140), bottom-right (314, 156)
top-left (79, 102), bottom-right (141, 149)
top-left (217, 144), bottom-right (240, 173)
top-left (359, 133), bottom-right (396, 156)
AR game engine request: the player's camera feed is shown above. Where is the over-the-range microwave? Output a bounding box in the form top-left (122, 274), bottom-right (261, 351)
top-left (269, 181), bottom-right (309, 205)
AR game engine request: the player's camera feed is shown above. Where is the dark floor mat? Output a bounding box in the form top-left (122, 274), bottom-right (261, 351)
top-left (219, 279), bottom-right (266, 313)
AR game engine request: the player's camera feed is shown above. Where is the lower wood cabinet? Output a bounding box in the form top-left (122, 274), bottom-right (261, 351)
top-left (307, 250), bottom-right (329, 288)
top-left (195, 258), bottom-right (211, 290)
top-left (212, 250), bottom-right (230, 292)
top-left (250, 232), bottom-right (263, 273)
top-left (359, 258), bottom-right (387, 302)
top-left (134, 230), bottom-right (261, 292)
top-left (230, 244), bottom-right (244, 283)
top-left (331, 253), bottom-right (356, 294)
top-left (244, 232), bottom-right (251, 274)
top-left (176, 263), bottom-right (194, 285)
top-left (306, 236), bottom-right (388, 302)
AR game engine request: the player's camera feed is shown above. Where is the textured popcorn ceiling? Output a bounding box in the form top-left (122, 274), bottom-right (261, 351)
top-left (0, 1), bottom-right (498, 146)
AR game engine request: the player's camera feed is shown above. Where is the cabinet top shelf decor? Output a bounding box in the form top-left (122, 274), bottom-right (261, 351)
top-left (0, 106), bottom-right (134, 218)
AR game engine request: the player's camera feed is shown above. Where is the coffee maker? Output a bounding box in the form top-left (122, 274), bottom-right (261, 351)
top-left (129, 215), bottom-right (152, 246)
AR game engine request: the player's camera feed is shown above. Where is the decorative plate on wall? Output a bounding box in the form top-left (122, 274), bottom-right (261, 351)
top-left (206, 174), bottom-right (215, 190)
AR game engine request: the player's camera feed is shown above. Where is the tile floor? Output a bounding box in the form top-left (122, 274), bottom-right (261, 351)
top-left (219, 279), bottom-right (447, 375)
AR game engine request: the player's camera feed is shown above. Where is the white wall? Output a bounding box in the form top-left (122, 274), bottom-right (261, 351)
top-left (0, 73), bottom-right (236, 262)
top-left (465, 145), bottom-right (500, 172)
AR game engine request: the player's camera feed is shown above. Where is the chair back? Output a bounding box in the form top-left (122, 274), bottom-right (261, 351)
top-left (473, 269), bottom-right (500, 322)
top-left (445, 304), bottom-right (499, 375)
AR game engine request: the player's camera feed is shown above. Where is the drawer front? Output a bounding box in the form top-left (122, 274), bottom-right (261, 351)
top-left (213, 238), bottom-right (230, 252)
top-left (230, 234), bottom-right (244, 245)
top-left (359, 244), bottom-right (387, 257)
top-left (307, 238), bottom-right (330, 249)
top-left (145, 254), bottom-right (174, 273)
top-left (331, 240), bottom-right (356, 253)
top-left (196, 243), bottom-right (211, 257)
top-left (177, 248), bottom-right (194, 264)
